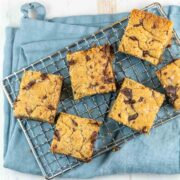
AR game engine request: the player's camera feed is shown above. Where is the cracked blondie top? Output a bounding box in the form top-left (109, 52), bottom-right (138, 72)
top-left (108, 78), bottom-right (165, 133)
top-left (50, 112), bottom-right (102, 162)
top-left (119, 9), bottom-right (173, 65)
top-left (66, 45), bottom-right (116, 100)
top-left (14, 71), bottom-right (63, 124)
top-left (156, 59), bottom-right (180, 110)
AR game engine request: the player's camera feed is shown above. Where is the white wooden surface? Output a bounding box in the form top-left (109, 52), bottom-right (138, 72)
top-left (0, 0), bottom-right (180, 180)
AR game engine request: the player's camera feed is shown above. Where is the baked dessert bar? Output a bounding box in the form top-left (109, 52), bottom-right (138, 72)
top-left (119, 9), bottom-right (173, 65)
top-left (156, 59), bottom-right (180, 110)
top-left (14, 71), bottom-right (63, 124)
top-left (66, 45), bottom-right (116, 100)
top-left (50, 112), bottom-right (102, 162)
top-left (108, 78), bottom-right (165, 133)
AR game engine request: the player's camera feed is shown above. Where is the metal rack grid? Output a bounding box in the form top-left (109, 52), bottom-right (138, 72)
top-left (2, 2), bottom-right (180, 180)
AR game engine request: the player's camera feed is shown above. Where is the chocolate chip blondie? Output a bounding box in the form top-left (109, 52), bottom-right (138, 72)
top-left (156, 59), bottom-right (180, 110)
top-left (50, 112), bottom-right (102, 162)
top-left (66, 45), bottom-right (116, 100)
top-left (14, 71), bottom-right (63, 124)
top-left (108, 78), bottom-right (165, 133)
top-left (119, 9), bottom-right (173, 65)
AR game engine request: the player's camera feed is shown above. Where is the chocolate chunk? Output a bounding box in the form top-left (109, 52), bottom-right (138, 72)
top-left (71, 119), bottom-right (78, 126)
top-left (103, 77), bottom-right (114, 84)
top-left (118, 113), bottom-right (121, 117)
top-left (121, 87), bottom-right (132, 100)
top-left (89, 82), bottom-right (99, 88)
top-left (86, 55), bottom-right (91, 61)
top-left (128, 113), bottom-right (138, 121)
top-left (124, 99), bottom-right (136, 104)
top-left (163, 72), bottom-right (167, 75)
top-left (89, 65), bottom-right (93, 69)
top-left (25, 108), bottom-right (33, 115)
top-left (165, 85), bottom-right (178, 104)
top-left (133, 19), bottom-right (143, 27)
top-left (129, 36), bottom-right (138, 41)
top-left (42, 95), bottom-right (47, 99)
top-left (152, 23), bottom-right (157, 29)
top-left (14, 98), bottom-right (20, 103)
top-left (142, 126), bottom-right (148, 133)
top-left (90, 75), bottom-right (94, 79)
top-left (49, 115), bottom-right (55, 121)
top-left (90, 131), bottom-right (98, 143)
top-left (100, 85), bottom-right (106, 89)
top-left (23, 80), bottom-right (36, 90)
top-left (143, 50), bottom-right (150, 57)
top-left (47, 105), bottom-right (55, 110)
top-left (52, 144), bottom-right (57, 150)
top-left (40, 73), bottom-right (48, 80)
top-left (54, 130), bottom-right (60, 141)
top-left (138, 97), bottom-right (144, 102)
top-left (166, 44), bottom-right (171, 48)
top-left (68, 59), bottom-right (76, 65)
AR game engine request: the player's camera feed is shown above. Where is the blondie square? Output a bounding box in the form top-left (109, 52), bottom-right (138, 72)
top-left (66, 45), bottom-right (116, 100)
top-left (14, 71), bottom-right (63, 124)
top-left (119, 9), bottom-right (173, 65)
top-left (50, 112), bottom-right (102, 162)
top-left (156, 59), bottom-right (180, 110)
top-left (108, 78), bottom-right (165, 133)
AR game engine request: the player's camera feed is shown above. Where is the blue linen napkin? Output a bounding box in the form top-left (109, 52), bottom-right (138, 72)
top-left (3, 2), bottom-right (180, 178)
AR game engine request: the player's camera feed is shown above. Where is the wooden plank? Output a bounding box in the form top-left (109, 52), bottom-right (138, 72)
top-left (97, 0), bottom-right (117, 14)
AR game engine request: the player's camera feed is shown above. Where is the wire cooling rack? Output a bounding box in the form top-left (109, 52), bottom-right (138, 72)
top-left (2, 2), bottom-right (180, 180)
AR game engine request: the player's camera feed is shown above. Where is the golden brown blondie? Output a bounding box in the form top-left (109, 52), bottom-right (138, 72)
top-left (50, 112), bottom-right (102, 162)
top-left (66, 45), bottom-right (116, 100)
top-left (119, 9), bottom-right (173, 65)
top-left (108, 78), bottom-right (165, 133)
top-left (14, 71), bottom-right (63, 124)
top-left (156, 59), bottom-right (180, 110)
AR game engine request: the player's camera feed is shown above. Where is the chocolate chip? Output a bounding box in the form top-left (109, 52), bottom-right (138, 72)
top-left (124, 99), bottom-right (136, 104)
top-left (42, 95), bottom-right (47, 99)
top-left (142, 126), bottom-right (148, 133)
top-left (118, 113), bottom-right (121, 117)
top-left (90, 131), bottom-right (98, 143)
top-left (163, 72), bottom-right (167, 75)
top-left (86, 55), bottom-right (91, 61)
top-left (71, 119), bottom-right (78, 126)
top-left (128, 113), bottom-right (138, 121)
top-left (47, 105), bottom-right (55, 110)
top-left (68, 59), bottom-right (76, 65)
top-left (121, 87), bottom-right (132, 100)
top-left (143, 50), bottom-right (150, 57)
top-left (138, 97), bottom-right (144, 102)
top-left (23, 80), bottom-right (36, 90)
top-left (165, 85), bottom-right (178, 104)
top-left (54, 130), bottom-right (60, 141)
top-left (129, 36), bottom-right (138, 41)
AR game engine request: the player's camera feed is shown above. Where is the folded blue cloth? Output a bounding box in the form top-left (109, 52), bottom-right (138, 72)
top-left (3, 2), bottom-right (180, 178)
